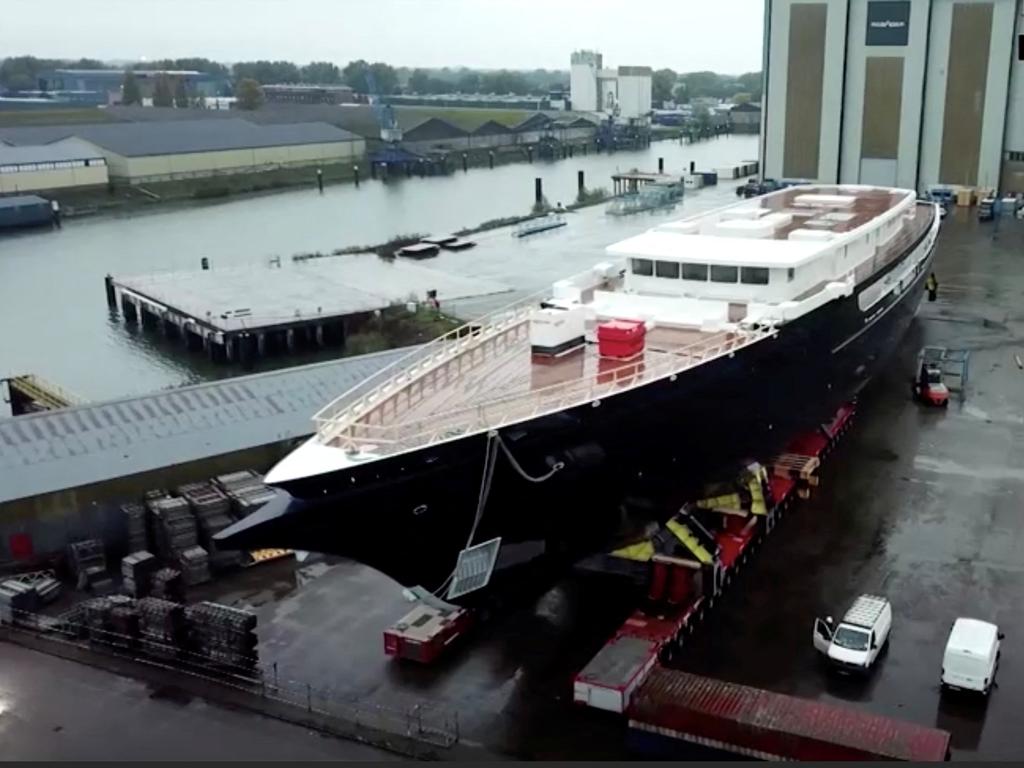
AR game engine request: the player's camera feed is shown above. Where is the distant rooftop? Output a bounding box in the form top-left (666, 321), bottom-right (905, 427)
top-left (0, 137), bottom-right (105, 165)
top-left (0, 119), bottom-right (362, 156)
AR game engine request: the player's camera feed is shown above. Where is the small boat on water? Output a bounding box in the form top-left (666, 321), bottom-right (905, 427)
top-left (514, 212), bottom-right (567, 238)
top-left (396, 242), bottom-right (441, 259)
top-left (441, 238), bottom-right (476, 251)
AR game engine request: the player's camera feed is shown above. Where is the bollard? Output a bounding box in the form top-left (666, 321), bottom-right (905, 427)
top-left (353, 164), bottom-right (360, 187)
top-left (578, 170), bottom-right (585, 196)
top-left (535, 178), bottom-right (543, 205)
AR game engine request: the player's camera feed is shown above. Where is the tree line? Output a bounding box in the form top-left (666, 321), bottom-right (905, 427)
top-left (652, 69), bottom-right (763, 105)
top-left (1, 54), bottom-right (762, 105)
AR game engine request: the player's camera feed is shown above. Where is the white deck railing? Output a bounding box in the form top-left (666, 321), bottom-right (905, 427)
top-left (319, 322), bottom-right (777, 454)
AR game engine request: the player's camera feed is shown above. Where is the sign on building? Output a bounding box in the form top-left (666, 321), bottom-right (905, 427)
top-left (866, 1), bottom-right (911, 46)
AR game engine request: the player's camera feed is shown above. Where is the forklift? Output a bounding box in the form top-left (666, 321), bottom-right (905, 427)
top-left (912, 360), bottom-right (949, 407)
top-left (911, 346), bottom-right (969, 408)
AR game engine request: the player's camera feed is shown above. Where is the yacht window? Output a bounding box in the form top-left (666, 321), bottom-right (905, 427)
top-left (655, 260), bottom-right (680, 279)
top-left (741, 267), bottom-right (770, 285)
top-left (710, 265), bottom-right (739, 283)
top-left (787, 268), bottom-right (795, 282)
top-left (681, 263), bottom-right (709, 281)
top-left (631, 258), bottom-right (654, 277)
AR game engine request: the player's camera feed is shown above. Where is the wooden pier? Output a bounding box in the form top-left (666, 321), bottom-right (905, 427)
top-left (107, 256), bottom-right (510, 364)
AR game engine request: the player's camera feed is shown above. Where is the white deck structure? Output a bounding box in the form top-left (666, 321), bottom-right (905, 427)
top-left (266, 185), bottom-right (936, 486)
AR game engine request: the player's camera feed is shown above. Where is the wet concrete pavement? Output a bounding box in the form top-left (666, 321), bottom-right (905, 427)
top-left (0, 643), bottom-right (397, 760)
top-left (679, 211), bottom-right (1024, 760)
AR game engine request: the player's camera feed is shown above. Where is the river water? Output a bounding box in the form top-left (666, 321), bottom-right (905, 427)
top-left (0, 135), bottom-right (758, 402)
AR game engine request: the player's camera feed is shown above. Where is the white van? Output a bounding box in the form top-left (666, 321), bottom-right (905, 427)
top-left (813, 594), bottom-right (892, 673)
top-left (941, 618), bottom-right (1003, 695)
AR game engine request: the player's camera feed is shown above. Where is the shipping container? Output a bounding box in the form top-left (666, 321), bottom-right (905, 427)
top-left (0, 195), bottom-right (51, 231)
top-left (627, 667), bottom-right (951, 761)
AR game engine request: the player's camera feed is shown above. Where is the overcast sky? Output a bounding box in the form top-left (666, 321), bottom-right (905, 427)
top-left (2, 0), bottom-right (765, 73)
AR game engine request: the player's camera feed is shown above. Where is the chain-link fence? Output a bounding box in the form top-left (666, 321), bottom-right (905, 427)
top-left (1, 607), bottom-right (459, 755)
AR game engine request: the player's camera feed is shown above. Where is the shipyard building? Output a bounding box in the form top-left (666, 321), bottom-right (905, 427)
top-left (761, 0), bottom-right (1024, 192)
top-left (0, 119), bottom-right (365, 185)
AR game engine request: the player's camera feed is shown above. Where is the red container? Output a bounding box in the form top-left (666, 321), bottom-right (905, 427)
top-left (628, 667), bottom-right (951, 761)
top-left (597, 319), bottom-right (646, 359)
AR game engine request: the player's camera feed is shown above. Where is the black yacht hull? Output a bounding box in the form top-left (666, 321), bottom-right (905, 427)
top-left (218, 208), bottom-right (938, 593)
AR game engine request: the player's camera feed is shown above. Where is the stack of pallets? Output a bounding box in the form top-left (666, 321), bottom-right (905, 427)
top-left (0, 579), bottom-right (39, 625)
top-left (146, 496), bottom-right (199, 563)
top-left (121, 551), bottom-right (158, 597)
top-left (68, 539), bottom-right (110, 590)
top-left (121, 502), bottom-right (149, 554)
top-left (178, 482), bottom-right (241, 570)
top-left (136, 597), bottom-right (186, 656)
top-left (185, 601), bottom-right (258, 670)
top-left (151, 567), bottom-right (184, 602)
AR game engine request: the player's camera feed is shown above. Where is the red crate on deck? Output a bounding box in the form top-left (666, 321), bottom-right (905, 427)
top-left (598, 319), bottom-right (646, 359)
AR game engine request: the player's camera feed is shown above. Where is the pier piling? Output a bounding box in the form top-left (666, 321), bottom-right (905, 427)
top-left (104, 274), bottom-right (116, 309)
top-left (658, 157), bottom-right (664, 173)
top-left (353, 164), bottom-right (360, 187)
top-left (578, 170), bottom-right (585, 196)
top-left (535, 178), bottom-right (543, 206)
top-left (488, 151), bottom-right (494, 169)
top-left (462, 153), bottom-right (468, 172)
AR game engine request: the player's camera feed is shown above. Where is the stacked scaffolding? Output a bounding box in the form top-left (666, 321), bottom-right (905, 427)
top-left (151, 567), bottom-right (184, 602)
top-left (136, 597), bottom-right (186, 656)
top-left (186, 602), bottom-right (258, 669)
top-left (178, 482), bottom-right (241, 570)
top-left (120, 502), bottom-right (149, 554)
top-left (121, 551), bottom-right (158, 598)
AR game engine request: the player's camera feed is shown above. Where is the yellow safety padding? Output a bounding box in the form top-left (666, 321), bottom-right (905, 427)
top-left (666, 518), bottom-right (713, 564)
top-left (611, 540), bottom-right (655, 562)
top-left (696, 493), bottom-right (742, 510)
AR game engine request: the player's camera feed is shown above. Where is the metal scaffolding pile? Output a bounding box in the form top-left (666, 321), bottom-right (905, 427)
top-left (178, 481), bottom-right (241, 570)
top-left (120, 502), bottom-right (149, 554)
top-left (185, 601), bottom-right (258, 669)
top-left (121, 551), bottom-right (158, 597)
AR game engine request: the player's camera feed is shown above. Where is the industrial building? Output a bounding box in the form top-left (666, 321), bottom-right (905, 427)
top-left (262, 84), bottom-right (356, 105)
top-left (570, 51), bottom-right (653, 119)
top-left (0, 119), bottom-right (366, 184)
top-left (761, 0), bottom-right (1024, 192)
top-left (0, 137), bottom-right (108, 193)
top-left (36, 68), bottom-right (225, 106)
top-left (729, 102), bottom-right (762, 133)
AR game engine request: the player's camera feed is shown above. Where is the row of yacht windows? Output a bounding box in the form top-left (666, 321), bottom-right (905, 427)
top-left (631, 258), bottom-right (771, 285)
